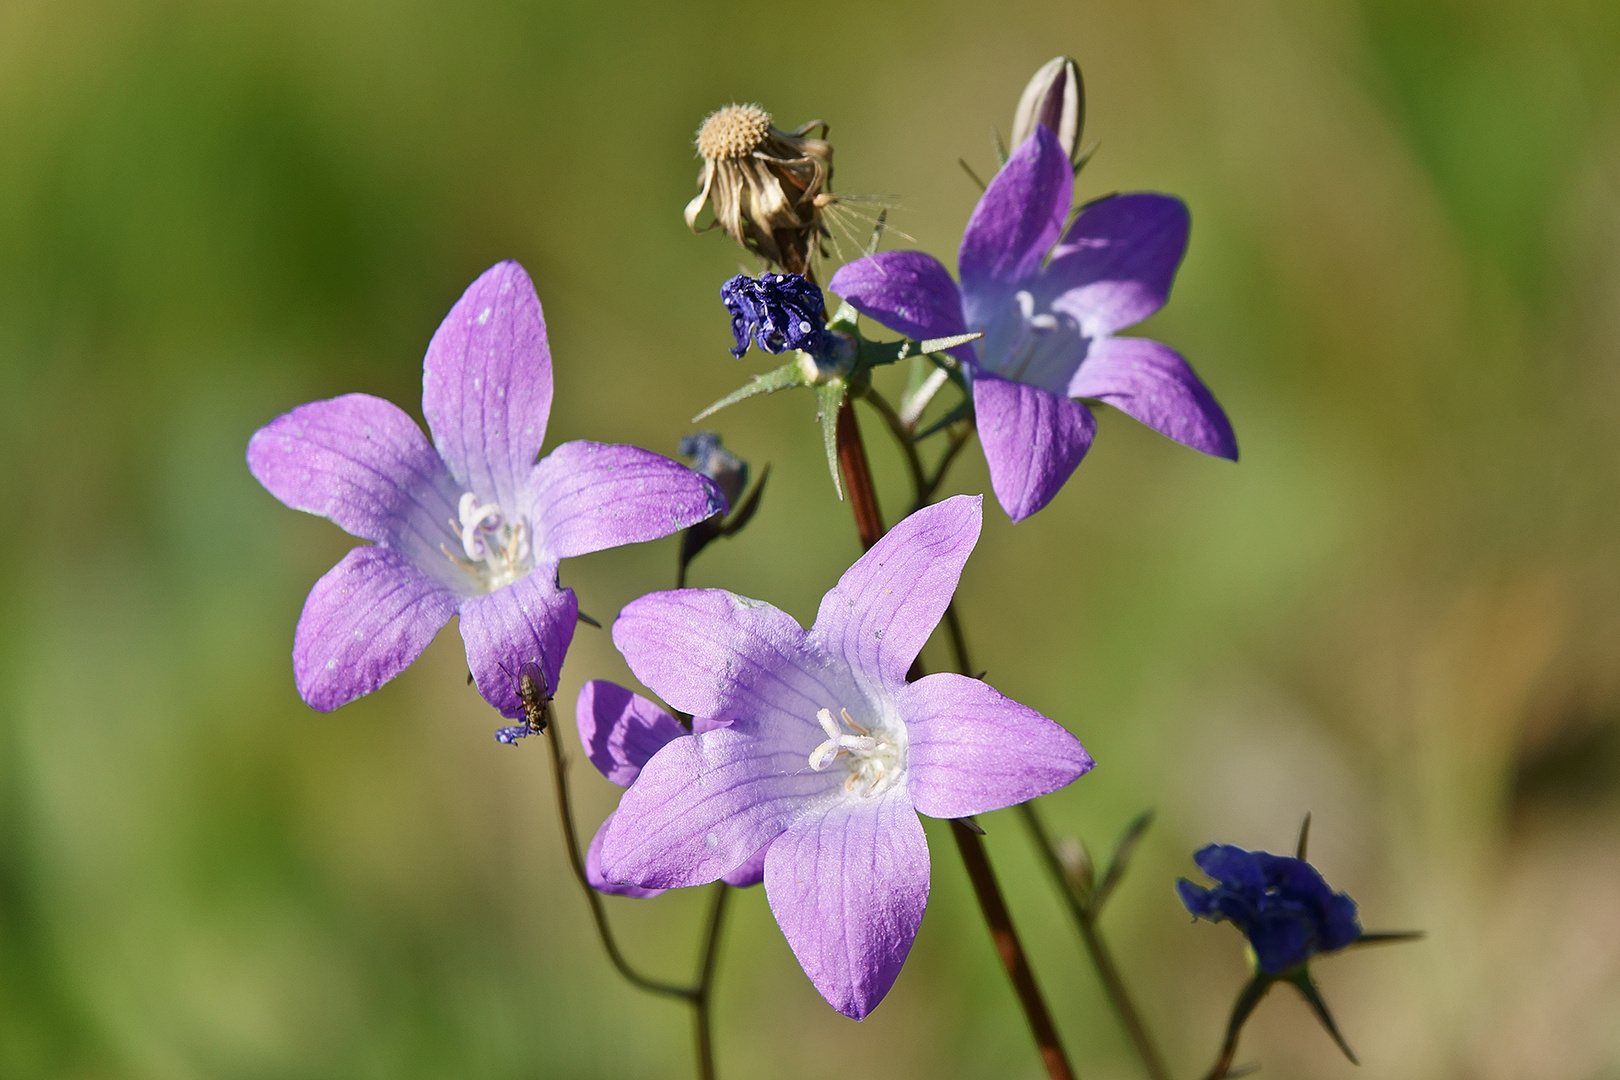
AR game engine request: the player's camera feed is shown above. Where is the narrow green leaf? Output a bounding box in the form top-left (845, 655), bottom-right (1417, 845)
top-left (815, 381), bottom-right (848, 498)
top-left (913, 397), bottom-right (974, 441)
top-left (1287, 969), bottom-right (1358, 1065)
top-left (692, 359), bottom-right (806, 422)
top-left (1343, 930), bottom-right (1424, 950)
top-left (1091, 809), bottom-right (1154, 915)
top-left (1296, 812), bottom-right (1312, 860)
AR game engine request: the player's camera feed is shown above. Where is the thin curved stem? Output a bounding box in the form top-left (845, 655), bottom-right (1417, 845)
top-left (859, 387), bottom-right (927, 496)
top-left (692, 882), bottom-right (731, 1080)
top-left (864, 387), bottom-right (1169, 1080)
top-left (542, 707), bottom-right (695, 1002)
top-left (1019, 803), bottom-right (1172, 1080)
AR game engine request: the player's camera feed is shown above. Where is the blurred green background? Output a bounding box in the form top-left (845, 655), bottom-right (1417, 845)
top-left (3, 0), bottom-right (1619, 1076)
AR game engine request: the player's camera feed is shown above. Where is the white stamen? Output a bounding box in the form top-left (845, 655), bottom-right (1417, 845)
top-left (443, 491), bottom-right (534, 592)
top-left (807, 706), bottom-right (885, 784)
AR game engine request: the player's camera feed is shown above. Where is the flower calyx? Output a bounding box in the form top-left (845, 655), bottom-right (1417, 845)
top-left (696, 272), bottom-right (980, 496)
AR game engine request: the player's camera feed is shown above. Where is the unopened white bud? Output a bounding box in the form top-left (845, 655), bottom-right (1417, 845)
top-left (1011, 56), bottom-right (1085, 165)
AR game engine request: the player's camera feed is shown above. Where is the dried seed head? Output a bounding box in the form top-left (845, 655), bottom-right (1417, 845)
top-left (696, 104), bottom-right (772, 161)
top-left (685, 104), bottom-right (835, 279)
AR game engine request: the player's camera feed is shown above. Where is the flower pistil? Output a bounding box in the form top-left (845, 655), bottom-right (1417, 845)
top-left (808, 706), bottom-right (903, 796)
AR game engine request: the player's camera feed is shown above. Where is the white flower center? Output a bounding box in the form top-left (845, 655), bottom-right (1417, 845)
top-left (808, 706), bottom-right (904, 797)
top-left (440, 491), bottom-right (532, 591)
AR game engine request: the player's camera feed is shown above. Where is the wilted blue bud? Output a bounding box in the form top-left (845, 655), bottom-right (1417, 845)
top-left (679, 431), bottom-right (749, 508)
top-left (720, 273), bottom-right (832, 358)
top-left (1010, 56), bottom-right (1084, 165)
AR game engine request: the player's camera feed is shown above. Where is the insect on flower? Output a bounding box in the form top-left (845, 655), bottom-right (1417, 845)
top-left (494, 660), bottom-right (552, 745)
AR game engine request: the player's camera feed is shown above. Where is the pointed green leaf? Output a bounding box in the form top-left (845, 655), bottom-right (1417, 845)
top-left (1343, 930), bottom-right (1424, 950)
top-left (914, 396), bottom-right (975, 441)
top-left (692, 359), bottom-right (807, 422)
top-left (815, 381), bottom-right (848, 498)
top-left (1206, 973), bottom-right (1274, 1080)
top-left (1287, 969), bottom-right (1358, 1065)
top-left (958, 158), bottom-right (987, 192)
top-left (1091, 809), bottom-right (1154, 915)
top-left (1297, 812), bottom-right (1312, 860)
top-left (719, 464), bottom-right (770, 537)
top-left (917, 331), bottom-right (981, 356)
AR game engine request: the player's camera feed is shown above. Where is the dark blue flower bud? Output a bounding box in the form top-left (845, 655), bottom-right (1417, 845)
top-left (1177, 844), bottom-right (1361, 973)
top-left (720, 273), bottom-right (832, 359)
top-left (678, 431), bottom-right (749, 508)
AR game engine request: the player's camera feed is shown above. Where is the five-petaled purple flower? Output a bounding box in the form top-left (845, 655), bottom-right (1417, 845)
top-left (1177, 844), bottom-right (1361, 973)
top-left (247, 261), bottom-right (726, 723)
top-left (720, 272), bottom-right (832, 358)
top-left (576, 680), bottom-right (767, 898)
top-left (829, 127), bottom-right (1237, 522)
top-left (598, 496), bottom-right (1094, 1018)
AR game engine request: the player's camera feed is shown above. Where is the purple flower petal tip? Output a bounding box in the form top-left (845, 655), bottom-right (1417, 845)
top-left (973, 375), bottom-right (1095, 522)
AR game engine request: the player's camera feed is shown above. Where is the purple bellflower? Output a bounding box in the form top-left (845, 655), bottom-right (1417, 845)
top-left (247, 261), bottom-right (727, 723)
top-left (829, 127), bottom-right (1237, 522)
top-left (720, 272), bottom-right (833, 358)
top-left (1177, 844), bottom-right (1361, 974)
top-left (577, 680), bottom-right (768, 898)
top-left (598, 495), bottom-right (1094, 1018)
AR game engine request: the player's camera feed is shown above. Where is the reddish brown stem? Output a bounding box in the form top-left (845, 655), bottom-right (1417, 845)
top-left (835, 396), bottom-right (886, 550)
top-left (834, 399), bottom-right (1075, 1080)
top-left (951, 820), bottom-right (1077, 1080)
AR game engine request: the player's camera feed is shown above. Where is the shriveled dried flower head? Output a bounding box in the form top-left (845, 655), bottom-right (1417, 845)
top-left (685, 104), bottom-right (834, 278)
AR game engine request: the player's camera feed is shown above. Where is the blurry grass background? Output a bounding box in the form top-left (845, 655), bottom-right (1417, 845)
top-left (3, 0), bottom-right (1619, 1077)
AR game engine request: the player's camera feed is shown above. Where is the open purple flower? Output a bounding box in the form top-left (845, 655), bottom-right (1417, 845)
top-left (576, 680), bottom-right (767, 897)
top-left (247, 261), bottom-right (726, 722)
top-left (829, 127), bottom-right (1236, 522)
top-left (598, 496), bottom-right (1094, 1018)
top-left (1178, 844), bottom-right (1361, 973)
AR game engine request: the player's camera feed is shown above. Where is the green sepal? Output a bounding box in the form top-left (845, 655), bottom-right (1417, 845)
top-left (815, 380), bottom-right (849, 498)
top-left (913, 396), bottom-right (975, 441)
top-left (1089, 809), bottom-right (1154, 916)
top-left (692, 358), bottom-right (807, 422)
top-left (1286, 968), bottom-right (1358, 1065)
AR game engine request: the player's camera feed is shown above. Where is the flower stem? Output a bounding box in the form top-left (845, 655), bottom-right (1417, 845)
top-left (1018, 803), bottom-right (1172, 1080)
top-left (834, 393), bottom-right (1075, 1080)
top-left (861, 385), bottom-right (1169, 1080)
top-left (950, 819), bottom-right (1078, 1080)
top-left (835, 396), bottom-right (886, 549)
top-left (692, 882), bottom-right (731, 1080)
top-left (541, 706), bottom-right (695, 1002)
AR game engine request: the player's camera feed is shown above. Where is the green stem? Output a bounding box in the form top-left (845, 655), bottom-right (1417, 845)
top-left (1018, 803), bottom-right (1172, 1080)
top-left (692, 882), bottom-right (731, 1080)
top-left (541, 707), bottom-right (695, 1002)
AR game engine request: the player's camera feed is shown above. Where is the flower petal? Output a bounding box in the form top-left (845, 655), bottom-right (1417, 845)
top-left (763, 787), bottom-right (928, 1019)
top-left (247, 394), bottom-right (463, 577)
top-left (458, 570), bottom-right (578, 719)
top-left (811, 496), bottom-right (982, 694)
top-left (613, 589), bottom-right (852, 744)
top-left (587, 814), bottom-right (664, 899)
top-left (599, 727), bottom-right (835, 889)
top-left (973, 373), bottom-right (1096, 522)
top-left (292, 546), bottom-right (460, 712)
top-left (898, 672), bottom-right (1094, 818)
top-left (721, 843), bottom-right (770, 888)
top-left (527, 441), bottom-right (726, 561)
top-left (421, 261), bottom-right (554, 511)
top-left (1045, 193), bottom-right (1190, 336)
top-left (575, 680), bottom-right (688, 787)
top-left (1069, 336), bottom-right (1237, 460)
top-left (959, 127), bottom-right (1072, 296)
top-left (827, 251), bottom-right (967, 344)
